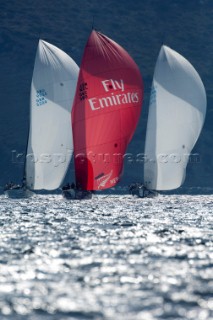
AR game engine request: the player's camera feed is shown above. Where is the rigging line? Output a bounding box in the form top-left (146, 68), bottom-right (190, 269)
top-left (92, 15), bottom-right (94, 30)
top-left (161, 31), bottom-right (167, 46)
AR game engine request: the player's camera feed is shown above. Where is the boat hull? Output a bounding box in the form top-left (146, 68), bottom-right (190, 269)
top-left (129, 184), bottom-right (158, 198)
top-left (62, 189), bottom-right (92, 200)
top-left (4, 188), bottom-right (34, 199)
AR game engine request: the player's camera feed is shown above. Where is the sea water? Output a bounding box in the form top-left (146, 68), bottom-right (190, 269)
top-left (0, 194), bottom-right (212, 320)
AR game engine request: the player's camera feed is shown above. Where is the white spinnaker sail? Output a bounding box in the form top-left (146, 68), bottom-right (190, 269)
top-left (26, 40), bottom-right (79, 190)
top-left (144, 45), bottom-right (206, 191)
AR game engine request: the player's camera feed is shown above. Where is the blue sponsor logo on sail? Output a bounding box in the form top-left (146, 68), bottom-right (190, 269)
top-left (36, 89), bottom-right (47, 106)
top-left (150, 86), bottom-right (157, 105)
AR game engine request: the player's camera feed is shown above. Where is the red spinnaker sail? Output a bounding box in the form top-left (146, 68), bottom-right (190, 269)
top-left (72, 30), bottom-right (143, 190)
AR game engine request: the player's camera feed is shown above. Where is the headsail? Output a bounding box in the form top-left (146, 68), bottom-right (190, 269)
top-left (72, 30), bottom-right (143, 190)
top-left (26, 40), bottom-right (79, 190)
top-left (144, 45), bottom-right (206, 191)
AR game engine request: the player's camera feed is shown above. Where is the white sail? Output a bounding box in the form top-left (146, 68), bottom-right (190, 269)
top-left (26, 40), bottom-right (79, 190)
top-left (144, 45), bottom-right (206, 191)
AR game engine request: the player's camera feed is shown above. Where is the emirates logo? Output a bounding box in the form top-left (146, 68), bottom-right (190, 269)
top-left (97, 170), bottom-right (113, 189)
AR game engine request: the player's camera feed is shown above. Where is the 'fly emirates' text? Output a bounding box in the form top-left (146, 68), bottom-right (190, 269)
top-left (88, 79), bottom-right (140, 111)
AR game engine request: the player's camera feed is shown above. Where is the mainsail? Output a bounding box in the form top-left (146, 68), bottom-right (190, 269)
top-left (26, 40), bottom-right (79, 190)
top-left (72, 30), bottom-right (143, 190)
top-left (144, 45), bottom-right (206, 191)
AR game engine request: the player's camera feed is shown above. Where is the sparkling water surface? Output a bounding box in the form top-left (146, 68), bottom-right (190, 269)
top-left (0, 194), bottom-right (212, 320)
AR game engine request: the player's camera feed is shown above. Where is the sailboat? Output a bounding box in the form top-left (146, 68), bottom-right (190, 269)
top-left (62, 30), bottom-right (143, 199)
top-left (4, 40), bottom-right (79, 198)
top-left (130, 45), bottom-right (207, 198)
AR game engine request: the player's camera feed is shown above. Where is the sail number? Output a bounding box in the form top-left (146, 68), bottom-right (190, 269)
top-left (36, 89), bottom-right (47, 106)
